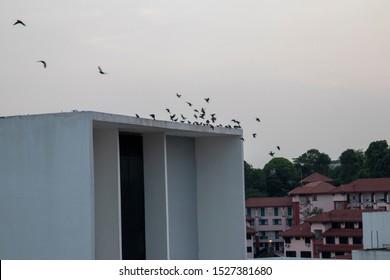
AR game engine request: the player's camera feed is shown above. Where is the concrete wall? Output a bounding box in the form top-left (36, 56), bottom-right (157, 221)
top-left (93, 128), bottom-right (121, 259)
top-left (166, 136), bottom-right (198, 259)
top-left (0, 114), bottom-right (94, 259)
top-left (143, 133), bottom-right (169, 260)
top-left (195, 136), bottom-right (246, 259)
top-left (363, 212), bottom-right (390, 249)
top-left (352, 249), bottom-right (390, 260)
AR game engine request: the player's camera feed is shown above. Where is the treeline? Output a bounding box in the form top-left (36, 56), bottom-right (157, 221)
top-left (245, 139), bottom-right (390, 198)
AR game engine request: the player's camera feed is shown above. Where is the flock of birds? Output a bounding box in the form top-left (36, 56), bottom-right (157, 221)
top-left (12, 19), bottom-right (280, 158)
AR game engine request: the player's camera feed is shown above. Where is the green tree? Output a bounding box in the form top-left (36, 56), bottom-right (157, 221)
top-left (339, 149), bottom-right (366, 184)
top-left (293, 149), bottom-right (331, 178)
top-left (365, 140), bottom-right (389, 177)
top-left (263, 157), bottom-right (298, 196)
top-left (244, 161), bottom-right (267, 198)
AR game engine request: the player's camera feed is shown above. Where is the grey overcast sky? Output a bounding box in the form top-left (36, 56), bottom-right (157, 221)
top-left (1, 0), bottom-right (390, 168)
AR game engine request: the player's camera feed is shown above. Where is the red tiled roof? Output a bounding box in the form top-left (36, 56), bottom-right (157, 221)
top-left (306, 209), bottom-right (382, 223)
top-left (318, 244), bottom-right (363, 252)
top-left (301, 172), bottom-right (334, 184)
top-left (245, 197), bottom-right (292, 208)
top-left (330, 178), bottom-right (390, 193)
top-left (334, 253), bottom-right (352, 260)
top-left (246, 226), bottom-right (256, 234)
top-left (246, 215), bottom-right (254, 221)
top-left (280, 222), bottom-right (314, 238)
top-left (288, 181), bottom-right (336, 195)
top-left (322, 229), bottom-right (363, 237)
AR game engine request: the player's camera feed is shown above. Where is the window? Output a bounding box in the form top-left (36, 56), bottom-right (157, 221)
top-left (286, 219), bottom-right (293, 227)
top-left (260, 208), bottom-right (265, 216)
top-left (295, 237), bottom-right (300, 240)
top-left (300, 251), bottom-right (311, 258)
top-left (274, 207), bottom-right (279, 216)
top-left (304, 237), bottom-right (311, 244)
top-left (287, 207), bottom-right (292, 216)
top-left (273, 219), bottom-right (282, 225)
top-left (286, 251), bottom-right (296, 258)
top-left (247, 246), bottom-right (252, 253)
top-left (246, 208), bottom-right (251, 216)
top-left (285, 237), bottom-right (291, 244)
top-left (246, 234), bottom-right (252, 240)
top-left (326, 237), bottom-right (335, 244)
top-left (335, 201), bottom-right (343, 210)
top-left (314, 230), bottom-right (322, 240)
top-left (339, 236), bottom-right (349, 244)
top-left (260, 219), bottom-right (268, 225)
top-left (322, 252), bottom-right (331, 259)
top-left (353, 237), bottom-right (362, 245)
top-left (312, 195), bottom-right (317, 201)
top-left (260, 231), bottom-right (267, 239)
top-left (275, 231), bottom-right (280, 239)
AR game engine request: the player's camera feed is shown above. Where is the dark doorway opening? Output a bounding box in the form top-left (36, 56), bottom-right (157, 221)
top-left (119, 134), bottom-right (146, 260)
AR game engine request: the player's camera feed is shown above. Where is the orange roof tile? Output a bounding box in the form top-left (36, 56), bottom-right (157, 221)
top-left (331, 178), bottom-right (390, 193)
top-left (288, 181), bottom-right (336, 195)
top-left (300, 172), bottom-right (334, 184)
top-left (318, 244), bottom-right (363, 252)
top-left (280, 222), bottom-right (313, 238)
top-left (306, 209), bottom-right (382, 223)
top-left (322, 229), bottom-right (363, 237)
top-left (245, 197), bottom-right (292, 208)
top-left (246, 226), bottom-right (256, 234)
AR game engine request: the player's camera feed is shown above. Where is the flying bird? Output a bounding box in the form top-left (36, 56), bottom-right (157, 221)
top-left (269, 151), bottom-right (275, 157)
top-left (277, 146), bottom-right (281, 150)
top-left (252, 133), bottom-right (257, 138)
top-left (204, 98), bottom-right (210, 103)
top-left (13, 20), bottom-right (26, 26)
top-left (176, 93), bottom-right (182, 98)
top-left (149, 114), bottom-right (156, 120)
top-left (37, 60), bottom-right (46, 68)
top-left (186, 102), bottom-right (192, 107)
top-left (256, 118), bottom-right (261, 122)
top-left (166, 108), bottom-right (171, 114)
top-left (98, 66), bottom-right (107, 74)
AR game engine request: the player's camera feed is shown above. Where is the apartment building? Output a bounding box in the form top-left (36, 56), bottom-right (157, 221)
top-left (246, 216), bottom-right (256, 259)
top-left (289, 181), bottom-right (336, 225)
top-left (331, 178), bottom-right (390, 211)
top-left (246, 197), bottom-right (293, 255)
top-left (279, 173), bottom-right (390, 259)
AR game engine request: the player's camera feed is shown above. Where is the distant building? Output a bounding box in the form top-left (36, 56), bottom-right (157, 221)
top-left (280, 173), bottom-right (390, 259)
top-left (0, 111), bottom-right (246, 260)
top-left (330, 178), bottom-right (390, 211)
top-left (289, 179), bottom-right (336, 225)
top-left (246, 197), bottom-right (293, 256)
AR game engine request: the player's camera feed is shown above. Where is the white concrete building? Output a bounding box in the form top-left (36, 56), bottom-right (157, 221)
top-left (0, 111), bottom-right (246, 260)
top-left (352, 211), bottom-right (390, 260)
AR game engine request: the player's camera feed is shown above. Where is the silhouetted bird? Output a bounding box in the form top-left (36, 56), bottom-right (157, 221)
top-left (98, 66), bottom-right (107, 74)
top-left (149, 114), bottom-right (156, 120)
top-left (240, 137), bottom-right (245, 141)
top-left (277, 146), bottom-right (281, 150)
top-left (186, 102), bottom-right (192, 107)
top-left (269, 151), bottom-right (275, 157)
top-left (166, 108), bottom-right (171, 114)
top-left (256, 118), bottom-right (261, 122)
top-left (252, 133), bottom-right (257, 138)
top-left (176, 93), bottom-right (182, 98)
top-left (37, 60), bottom-right (46, 68)
top-left (13, 20), bottom-right (26, 26)
top-left (204, 98), bottom-right (210, 103)
top-left (135, 114), bottom-right (139, 118)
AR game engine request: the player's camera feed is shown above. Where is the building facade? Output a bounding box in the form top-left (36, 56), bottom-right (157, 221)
top-left (0, 111), bottom-right (246, 260)
top-left (246, 197), bottom-right (293, 256)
